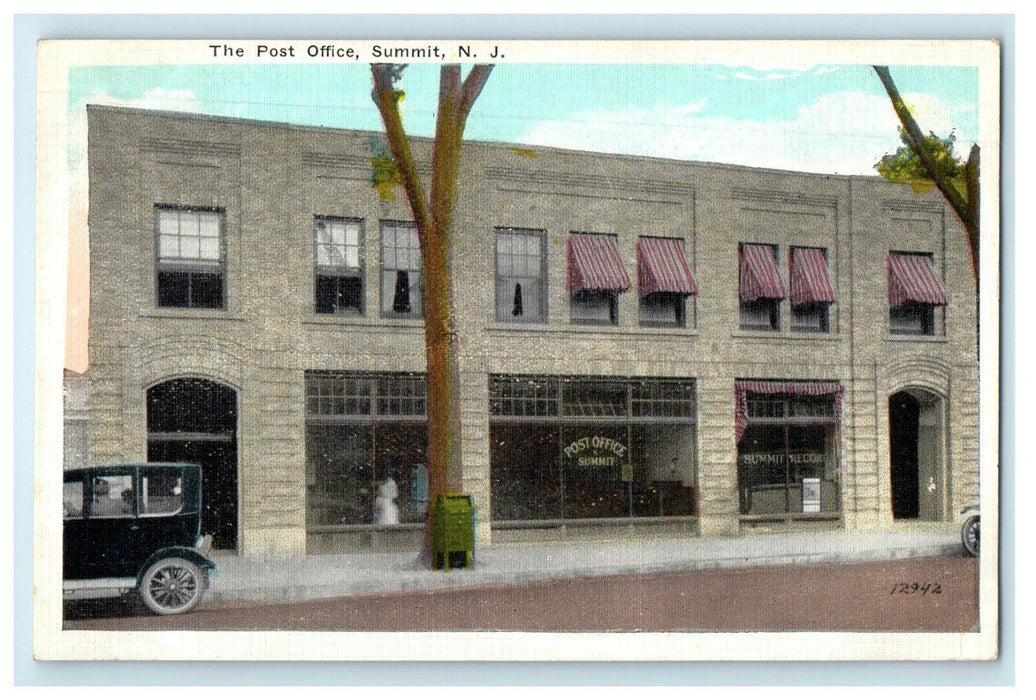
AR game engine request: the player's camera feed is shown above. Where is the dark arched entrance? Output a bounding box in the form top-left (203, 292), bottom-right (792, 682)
top-left (889, 391), bottom-right (920, 519)
top-left (147, 378), bottom-right (238, 549)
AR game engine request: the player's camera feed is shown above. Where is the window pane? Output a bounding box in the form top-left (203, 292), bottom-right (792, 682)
top-left (190, 272), bottom-right (224, 308)
top-left (63, 480), bottom-right (84, 519)
top-left (159, 234), bottom-right (179, 259)
top-left (198, 213), bottom-right (220, 238)
top-left (90, 473), bottom-right (135, 518)
top-left (199, 237), bottom-right (220, 261)
top-left (158, 210), bottom-right (179, 235)
top-left (158, 270), bottom-right (190, 307)
top-left (180, 212), bottom-right (199, 237)
top-left (330, 221), bottom-right (345, 245)
top-left (140, 471), bottom-right (184, 516)
top-left (180, 236), bottom-right (200, 259)
top-left (571, 291), bottom-right (614, 324)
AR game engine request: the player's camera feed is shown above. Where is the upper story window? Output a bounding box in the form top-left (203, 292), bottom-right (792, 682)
top-left (739, 243), bottom-right (785, 331)
top-left (567, 233), bottom-right (631, 326)
top-left (496, 228), bottom-right (546, 322)
top-left (156, 206), bottom-right (224, 309)
top-left (314, 217), bottom-right (363, 316)
top-left (789, 246), bottom-right (835, 333)
top-left (380, 221), bottom-right (422, 318)
top-left (636, 237), bottom-right (698, 328)
top-left (887, 252), bottom-right (948, 336)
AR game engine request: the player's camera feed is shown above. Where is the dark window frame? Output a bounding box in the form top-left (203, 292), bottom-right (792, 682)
top-left (495, 228), bottom-right (547, 323)
top-left (154, 205), bottom-right (225, 310)
top-left (738, 242), bottom-right (781, 332)
top-left (789, 246), bottom-right (832, 333)
top-left (888, 251), bottom-right (942, 337)
top-left (314, 216), bottom-right (364, 316)
top-left (379, 220), bottom-right (423, 319)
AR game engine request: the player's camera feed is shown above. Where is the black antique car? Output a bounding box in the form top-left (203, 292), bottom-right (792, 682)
top-left (63, 463), bottom-right (217, 615)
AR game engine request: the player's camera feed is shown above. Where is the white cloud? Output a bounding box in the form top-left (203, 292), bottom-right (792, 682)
top-left (515, 90), bottom-right (975, 176)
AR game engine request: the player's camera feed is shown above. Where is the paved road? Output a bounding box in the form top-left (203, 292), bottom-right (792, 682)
top-left (65, 554), bottom-right (978, 632)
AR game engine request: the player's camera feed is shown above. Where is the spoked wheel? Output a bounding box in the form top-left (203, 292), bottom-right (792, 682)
top-left (140, 558), bottom-right (206, 615)
top-left (961, 515), bottom-right (980, 557)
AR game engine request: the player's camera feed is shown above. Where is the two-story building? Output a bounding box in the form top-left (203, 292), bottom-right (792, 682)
top-left (86, 105), bottom-right (979, 556)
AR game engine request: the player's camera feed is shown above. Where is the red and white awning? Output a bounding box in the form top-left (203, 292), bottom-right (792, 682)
top-left (790, 247), bottom-right (836, 304)
top-left (887, 253), bottom-right (949, 306)
top-left (739, 244), bottom-right (786, 301)
top-left (567, 234), bottom-right (632, 293)
top-left (734, 380), bottom-right (844, 444)
top-left (636, 237), bottom-right (699, 296)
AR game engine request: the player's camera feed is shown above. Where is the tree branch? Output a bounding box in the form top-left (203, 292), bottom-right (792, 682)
top-left (873, 65), bottom-right (971, 228)
top-left (458, 65), bottom-right (494, 126)
top-left (371, 64), bottom-right (432, 242)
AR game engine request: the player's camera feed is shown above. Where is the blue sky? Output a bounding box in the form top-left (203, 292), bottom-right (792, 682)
top-left (68, 62), bottom-right (980, 177)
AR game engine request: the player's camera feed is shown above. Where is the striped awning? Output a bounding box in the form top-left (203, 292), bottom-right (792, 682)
top-left (887, 253), bottom-right (948, 306)
top-left (636, 237), bottom-right (699, 296)
top-left (739, 244), bottom-right (786, 301)
top-left (734, 380), bottom-right (844, 444)
top-left (790, 247), bottom-right (836, 304)
top-left (567, 234), bottom-right (632, 293)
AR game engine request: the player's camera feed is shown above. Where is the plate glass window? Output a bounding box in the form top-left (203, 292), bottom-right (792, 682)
top-left (381, 221), bottom-right (422, 318)
top-left (496, 229), bottom-right (546, 322)
top-left (315, 218), bottom-right (363, 315)
top-left (156, 207), bottom-right (224, 309)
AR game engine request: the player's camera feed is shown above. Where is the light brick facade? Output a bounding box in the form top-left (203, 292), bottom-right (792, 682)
top-left (87, 106), bottom-right (979, 556)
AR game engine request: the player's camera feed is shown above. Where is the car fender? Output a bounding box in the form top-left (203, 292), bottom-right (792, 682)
top-left (136, 547), bottom-right (217, 584)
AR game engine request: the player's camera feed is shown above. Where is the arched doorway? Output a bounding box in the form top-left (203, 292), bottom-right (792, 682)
top-left (888, 388), bottom-right (946, 521)
top-left (146, 378), bottom-right (238, 549)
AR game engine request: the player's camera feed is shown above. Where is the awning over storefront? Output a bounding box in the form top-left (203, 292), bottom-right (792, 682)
top-left (790, 247), bottom-right (836, 304)
top-left (886, 253), bottom-right (949, 306)
top-left (636, 237), bottom-right (699, 296)
top-left (567, 233), bottom-right (632, 293)
top-left (739, 244), bottom-right (786, 301)
top-left (734, 380), bottom-right (844, 444)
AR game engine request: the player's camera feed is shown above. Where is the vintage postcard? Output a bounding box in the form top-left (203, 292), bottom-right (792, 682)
top-left (33, 36), bottom-right (1001, 663)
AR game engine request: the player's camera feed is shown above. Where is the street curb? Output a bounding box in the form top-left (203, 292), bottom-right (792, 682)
top-left (206, 541), bottom-right (963, 604)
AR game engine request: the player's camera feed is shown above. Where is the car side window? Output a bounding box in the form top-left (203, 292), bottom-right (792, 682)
top-left (140, 472), bottom-right (185, 516)
top-left (63, 479), bottom-right (84, 519)
top-left (90, 474), bottom-right (135, 518)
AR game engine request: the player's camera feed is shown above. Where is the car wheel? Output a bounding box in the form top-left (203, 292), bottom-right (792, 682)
top-left (140, 557), bottom-right (206, 615)
top-left (961, 515), bottom-right (980, 557)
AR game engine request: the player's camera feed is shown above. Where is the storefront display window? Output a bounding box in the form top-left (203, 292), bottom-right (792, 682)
top-left (735, 381), bottom-right (843, 517)
top-left (305, 372), bottom-right (428, 527)
top-left (490, 375), bottom-right (697, 522)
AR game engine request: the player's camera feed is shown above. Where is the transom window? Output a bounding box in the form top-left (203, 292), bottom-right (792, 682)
top-left (490, 375), bottom-right (696, 421)
top-left (155, 206), bottom-right (224, 309)
top-left (306, 371), bottom-right (427, 420)
top-left (315, 217), bottom-right (363, 315)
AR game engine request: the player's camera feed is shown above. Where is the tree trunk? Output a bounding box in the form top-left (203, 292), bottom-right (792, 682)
top-left (371, 63), bottom-right (491, 565)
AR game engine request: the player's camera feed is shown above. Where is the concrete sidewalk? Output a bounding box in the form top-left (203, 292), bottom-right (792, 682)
top-left (206, 526), bottom-right (965, 604)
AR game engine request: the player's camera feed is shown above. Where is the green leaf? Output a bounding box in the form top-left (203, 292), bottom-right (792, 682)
top-left (875, 128), bottom-right (968, 203)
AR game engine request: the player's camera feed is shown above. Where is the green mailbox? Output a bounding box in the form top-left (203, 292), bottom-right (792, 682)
top-left (432, 494), bottom-right (474, 571)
